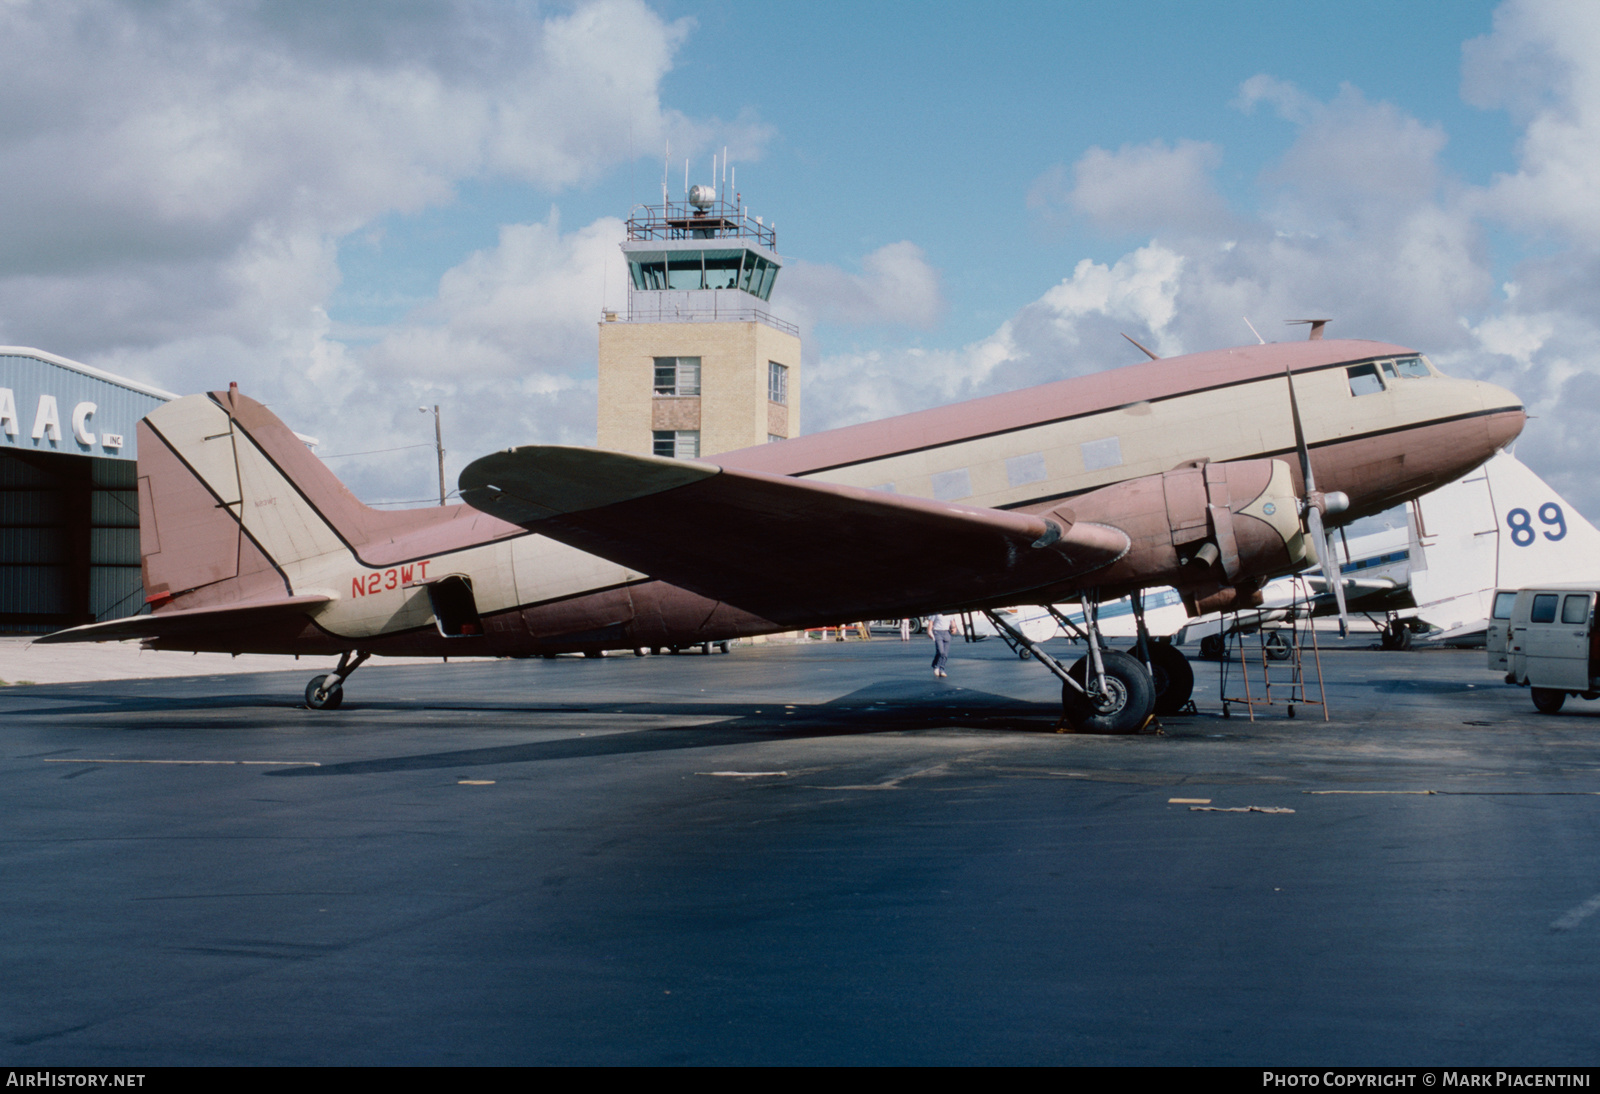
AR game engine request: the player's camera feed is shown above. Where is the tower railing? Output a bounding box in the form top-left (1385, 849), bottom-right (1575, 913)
top-left (626, 199), bottom-right (777, 249)
top-left (621, 293), bottom-right (798, 336)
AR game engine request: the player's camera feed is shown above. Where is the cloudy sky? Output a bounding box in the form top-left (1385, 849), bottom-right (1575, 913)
top-left (1, 0), bottom-right (1594, 516)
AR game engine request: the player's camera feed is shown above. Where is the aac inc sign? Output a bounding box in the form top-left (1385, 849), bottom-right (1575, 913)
top-left (0, 349), bottom-right (174, 461)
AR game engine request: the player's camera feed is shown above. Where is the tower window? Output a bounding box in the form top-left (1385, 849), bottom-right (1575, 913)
top-left (654, 357), bottom-right (701, 396)
top-left (768, 361), bottom-right (788, 405)
top-left (653, 430), bottom-right (700, 459)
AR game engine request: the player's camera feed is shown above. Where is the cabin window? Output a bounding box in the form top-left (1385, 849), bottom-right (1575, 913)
top-left (1080, 436), bottom-right (1123, 471)
top-left (1492, 591), bottom-right (1517, 620)
top-left (1531, 594), bottom-right (1559, 623)
top-left (1563, 595), bottom-right (1591, 624)
top-left (653, 430), bottom-right (699, 459)
top-left (1347, 364), bottom-right (1385, 396)
top-left (931, 468), bottom-right (972, 501)
top-left (654, 357), bottom-right (701, 396)
top-left (1006, 452), bottom-right (1048, 488)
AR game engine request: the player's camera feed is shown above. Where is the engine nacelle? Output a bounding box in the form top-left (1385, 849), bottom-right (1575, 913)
top-left (1031, 458), bottom-right (1312, 603)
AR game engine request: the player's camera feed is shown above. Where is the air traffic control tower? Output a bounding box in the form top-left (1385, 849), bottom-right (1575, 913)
top-left (597, 182), bottom-right (800, 457)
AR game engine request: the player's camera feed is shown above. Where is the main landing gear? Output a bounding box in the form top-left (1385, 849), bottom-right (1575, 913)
top-left (305, 649), bottom-right (371, 710)
top-left (986, 594), bottom-right (1179, 734)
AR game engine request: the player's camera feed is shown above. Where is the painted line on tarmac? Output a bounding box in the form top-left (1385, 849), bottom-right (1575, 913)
top-left (1307, 789), bottom-right (1600, 796)
top-left (42, 758), bottom-right (320, 766)
top-left (1552, 893), bottom-right (1600, 932)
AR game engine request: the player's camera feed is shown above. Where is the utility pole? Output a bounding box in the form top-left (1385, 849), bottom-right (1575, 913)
top-left (420, 405), bottom-right (445, 505)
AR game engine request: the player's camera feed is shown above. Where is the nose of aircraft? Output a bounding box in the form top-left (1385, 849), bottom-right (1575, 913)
top-left (1478, 379), bottom-right (1527, 452)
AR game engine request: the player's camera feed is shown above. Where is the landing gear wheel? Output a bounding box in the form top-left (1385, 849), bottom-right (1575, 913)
top-left (305, 675), bottom-right (343, 710)
top-left (1131, 642), bottom-right (1194, 716)
top-left (1380, 621), bottom-right (1413, 651)
top-left (634, 648), bottom-right (647, 657)
top-left (1532, 688), bottom-right (1566, 714)
top-left (1263, 631), bottom-right (1292, 662)
top-left (718, 641), bottom-right (731, 654)
top-left (1199, 634), bottom-right (1225, 661)
top-left (1018, 646), bottom-right (1032, 661)
top-left (701, 642), bottom-right (712, 655)
top-left (1060, 651), bottom-right (1156, 734)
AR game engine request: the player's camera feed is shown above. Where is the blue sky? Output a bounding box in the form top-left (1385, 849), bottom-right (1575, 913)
top-left (0, 0), bottom-right (1595, 517)
top-left (331, 0), bottom-right (1512, 348)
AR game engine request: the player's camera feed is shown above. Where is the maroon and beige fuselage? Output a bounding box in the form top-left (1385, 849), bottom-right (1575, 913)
top-left (111, 339), bottom-right (1524, 657)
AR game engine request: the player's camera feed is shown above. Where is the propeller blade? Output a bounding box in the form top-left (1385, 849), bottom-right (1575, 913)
top-left (1306, 504), bottom-right (1349, 638)
top-left (1285, 363), bottom-right (1348, 636)
top-left (1284, 364), bottom-right (1316, 495)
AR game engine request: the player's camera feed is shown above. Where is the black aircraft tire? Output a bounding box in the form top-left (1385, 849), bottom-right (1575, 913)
top-left (305, 675), bottom-right (344, 711)
top-left (1131, 643), bottom-right (1194, 716)
top-left (1263, 631), bottom-right (1292, 662)
top-left (1532, 688), bottom-right (1567, 714)
top-left (1199, 634), bottom-right (1225, 661)
top-left (1060, 651), bottom-right (1156, 735)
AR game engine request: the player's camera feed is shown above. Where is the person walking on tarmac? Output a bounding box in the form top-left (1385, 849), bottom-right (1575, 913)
top-left (929, 612), bottom-right (954, 677)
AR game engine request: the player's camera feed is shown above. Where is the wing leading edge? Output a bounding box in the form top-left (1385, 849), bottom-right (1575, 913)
top-left (459, 447), bottom-right (1128, 625)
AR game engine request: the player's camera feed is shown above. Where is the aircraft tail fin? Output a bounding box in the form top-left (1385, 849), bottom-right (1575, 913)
top-left (1409, 452), bottom-right (1600, 633)
top-left (136, 388), bottom-right (511, 610)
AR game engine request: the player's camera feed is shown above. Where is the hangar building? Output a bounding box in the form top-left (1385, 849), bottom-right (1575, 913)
top-left (0, 348), bottom-right (174, 633)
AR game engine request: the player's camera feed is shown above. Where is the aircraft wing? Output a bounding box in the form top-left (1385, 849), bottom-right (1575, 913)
top-left (459, 447), bottom-right (1130, 625)
top-left (34, 595), bottom-right (332, 645)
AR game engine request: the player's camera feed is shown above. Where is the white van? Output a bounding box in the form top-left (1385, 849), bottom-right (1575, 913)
top-left (1495, 585), bottom-right (1600, 713)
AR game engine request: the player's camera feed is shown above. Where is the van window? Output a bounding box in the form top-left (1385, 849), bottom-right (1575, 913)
top-left (1492, 591), bottom-right (1517, 620)
top-left (1563, 595), bottom-right (1591, 624)
top-left (1531, 594), bottom-right (1559, 623)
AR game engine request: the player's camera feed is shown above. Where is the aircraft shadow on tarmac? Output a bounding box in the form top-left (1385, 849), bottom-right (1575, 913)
top-left (0, 676), bottom-right (1078, 776)
top-left (267, 682), bottom-right (1072, 777)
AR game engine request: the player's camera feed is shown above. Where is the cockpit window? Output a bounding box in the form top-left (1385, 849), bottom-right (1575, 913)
top-left (1392, 355), bottom-right (1431, 379)
top-left (1347, 364), bottom-right (1384, 396)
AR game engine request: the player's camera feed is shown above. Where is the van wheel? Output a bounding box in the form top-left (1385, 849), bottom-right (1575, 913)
top-left (1532, 688), bottom-right (1566, 714)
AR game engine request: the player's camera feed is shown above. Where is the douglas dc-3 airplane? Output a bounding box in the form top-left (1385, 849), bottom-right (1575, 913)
top-left (38, 337), bottom-right (1524, 732)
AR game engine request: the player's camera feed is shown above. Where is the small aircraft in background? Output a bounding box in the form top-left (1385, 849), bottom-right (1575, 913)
top-left (38, 338), bottom-right (1524, 732)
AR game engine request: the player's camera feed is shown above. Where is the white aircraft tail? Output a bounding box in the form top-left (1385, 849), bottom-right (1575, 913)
top-left (1408, 452), bottom-right (1600, 636)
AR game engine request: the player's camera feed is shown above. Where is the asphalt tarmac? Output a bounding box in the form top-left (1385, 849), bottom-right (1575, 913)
top-left (3, 634), bottom-right (1599, 1066)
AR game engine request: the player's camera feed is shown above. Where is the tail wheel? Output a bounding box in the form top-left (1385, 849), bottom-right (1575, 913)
top-left (305, 675), bottom-right (344, 710)
top-left (1532, 688), bottom-right (1566, 714)
top-left (1263, 631), bottom-right (1292, 662)
top-left (1060, 651), bottom-right (1156, 734)
top-left (1131, 643), bottom-right (1194, 716)
top-left (1380, 621), bottom-right (1413, 651)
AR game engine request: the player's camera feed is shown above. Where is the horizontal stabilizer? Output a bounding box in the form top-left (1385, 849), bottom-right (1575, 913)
top-left (460, 447), bottom-right (1128, 624)
top-left (35, 595), bottom-right (331, 645)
